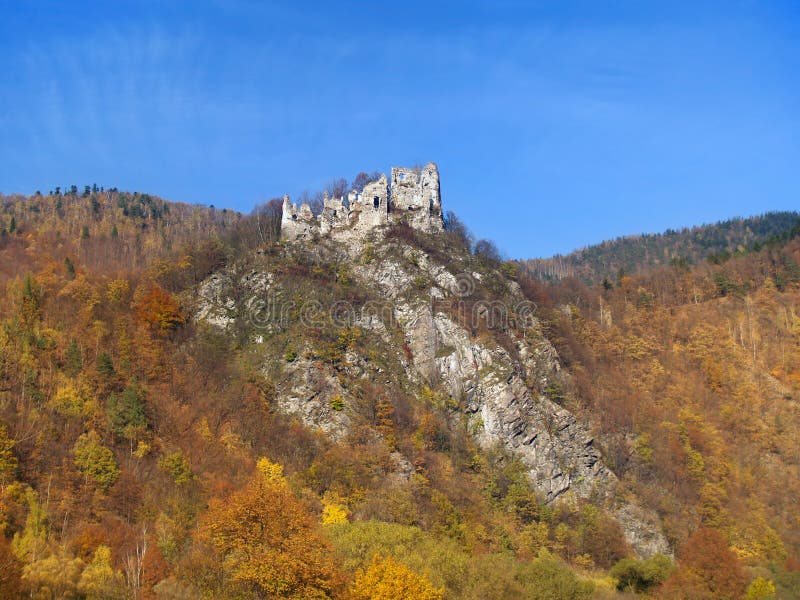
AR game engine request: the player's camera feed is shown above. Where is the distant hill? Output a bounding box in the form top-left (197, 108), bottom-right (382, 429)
top-left (525, 211), bottom-right (800, 284)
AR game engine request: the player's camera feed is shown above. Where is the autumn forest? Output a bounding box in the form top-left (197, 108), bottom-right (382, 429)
top-left (0, 186), bottom-right (798, 599)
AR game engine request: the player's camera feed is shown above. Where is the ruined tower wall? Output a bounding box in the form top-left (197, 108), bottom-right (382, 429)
top-left (420, 163), bottom-right (443, 222)
top-left (351, 174), bottom-right (389, 232)
top-left (319, 194), bottom-right (349, 235)
top-left (390, 167), bottom-right (423, 210)
top-left (280, 163), bottom-right (443, 241)
top-left (281, 195), bottom-right (316, 241)
top-left (389, 162), bottom-right (444, 232)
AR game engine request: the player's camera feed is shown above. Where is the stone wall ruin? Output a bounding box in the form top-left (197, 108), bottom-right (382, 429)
top-left (280, 162), bottom-right (444, 241)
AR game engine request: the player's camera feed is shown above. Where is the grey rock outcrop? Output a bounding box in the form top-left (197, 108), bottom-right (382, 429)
top-left (349, 251), bottom-right (670, 556)
top-left (278, 353), bottom-right (351, 439)
top-left (397, 300), bottom-right (610, 503)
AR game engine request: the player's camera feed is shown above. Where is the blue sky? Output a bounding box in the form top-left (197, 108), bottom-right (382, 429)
top-left (1, 1), bottom-right (798, 258)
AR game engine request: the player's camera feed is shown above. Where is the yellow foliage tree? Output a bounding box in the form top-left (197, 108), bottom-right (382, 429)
top-left (520, 521), bottom-right (550, 557)
top-left (200, 464), bottom-right (343, 599)
top-left (350, 554), bottom-right (444, 600)
top-left (105, 279), bottom-right (130, 304)
top-left (321, 493), bottom-right (349, 526)
top-left (21, 550), bottom-right (84, 600)
top-left (49, 377), bottom-right (92, 418)
top-left (73, 431), bottom-right (120, 491)
top-left (77, 545), bottom-right (125, 599)
top-left (256, 456), bottom-right (285, 483)
top-left (746, 576), bottom-right (776, 600)
top-left (11, 487), bottom-right (48, 564)
top-left (0, 423), bottom-right (18, 489)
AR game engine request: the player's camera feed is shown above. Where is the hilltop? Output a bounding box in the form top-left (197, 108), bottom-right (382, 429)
top-left (526, 211), bottom-right (800, 284)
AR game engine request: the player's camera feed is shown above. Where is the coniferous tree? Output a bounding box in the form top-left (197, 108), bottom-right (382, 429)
top-left (19, 274), bottom-right (40, 330)
top-left (96, 352), bottom-right (114, 377)
top-left (65, 339), bottom-right (82, 376)
top-left (107, 379), bottom-right (147, 441)
top-left (64, 256), bottom-right (76, 279)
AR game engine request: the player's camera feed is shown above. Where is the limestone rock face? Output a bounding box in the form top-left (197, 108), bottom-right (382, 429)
top-left (350, 251), bottom-right (669, 556)
top-left (352, 258), bottom-right (416, 300)
top-left (397, 300), bottom-right (610, 502)
top-left (350, 249), bottom-right (614, 503)
top-left (278, 353), bottom-right (350, 439)
top-left (613, 504), bottom-right (672, 558)
top-left (196, 273), bottom-right (236, 329)
top-left (392, 308), bottom-right (668, 555)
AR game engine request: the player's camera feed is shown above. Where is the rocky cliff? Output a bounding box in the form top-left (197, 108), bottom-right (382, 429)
top-left (195, 223), bottom-right (670, 557)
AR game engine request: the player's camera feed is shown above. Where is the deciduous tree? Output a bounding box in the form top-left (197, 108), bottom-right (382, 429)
top-left (134, 284), bottom-right (186, 334)
top-left (199, 459), bottom-right (343, 599)
top-left (350, 554), bottom-right (443, 600)
top-left (73, 431), bottom-right (120, 491)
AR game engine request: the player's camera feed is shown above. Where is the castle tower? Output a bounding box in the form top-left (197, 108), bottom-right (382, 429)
top-left (319, 192), bottom-right (348, 234)
top-left (389, 162), bottom-right (444, 232)
top-left (351, 173), bottom-right (389, 232)
top-left (280, 194), bottom-right (316, 241)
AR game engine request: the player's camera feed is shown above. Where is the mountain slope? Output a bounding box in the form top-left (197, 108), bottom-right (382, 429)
top-left (0, 188), bottom-right (798, 598)
top-left (520, 231), bottom-right (800, 596)
top-left (526, 211), bottom-right (800, 284)
top-left (196, 220), bottom-right (668, 554)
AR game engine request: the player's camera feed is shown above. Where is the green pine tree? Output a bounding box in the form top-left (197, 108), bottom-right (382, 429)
top-left (65, 340), bottom-right (82, 377)
top-left (64, 257), bottom-right (75, 279)
top-left (96, 352), bottom-right (114, 377)
top-left (107, 380), bottom-right (148, 440)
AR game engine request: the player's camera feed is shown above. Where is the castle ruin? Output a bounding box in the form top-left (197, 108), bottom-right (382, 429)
top-left (281, 162), bottom-right (444, 241)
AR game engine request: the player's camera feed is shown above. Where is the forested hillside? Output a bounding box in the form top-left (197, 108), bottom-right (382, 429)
top-left (0, 189), bottom-right (629, 599)
top-left (526, 211), bottom-right (800, 284)
top-left (521, 231), bottom-right (800, 597)
top-left (0, 188), bottom-right (798, 599)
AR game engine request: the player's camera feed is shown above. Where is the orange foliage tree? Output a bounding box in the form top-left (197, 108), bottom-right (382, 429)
top-left (133, 284), bottom-right (186, 334)
top-left (198, 459), bottom-right (343, 599)
top-left (658, 527), bottom-right (748, 600)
